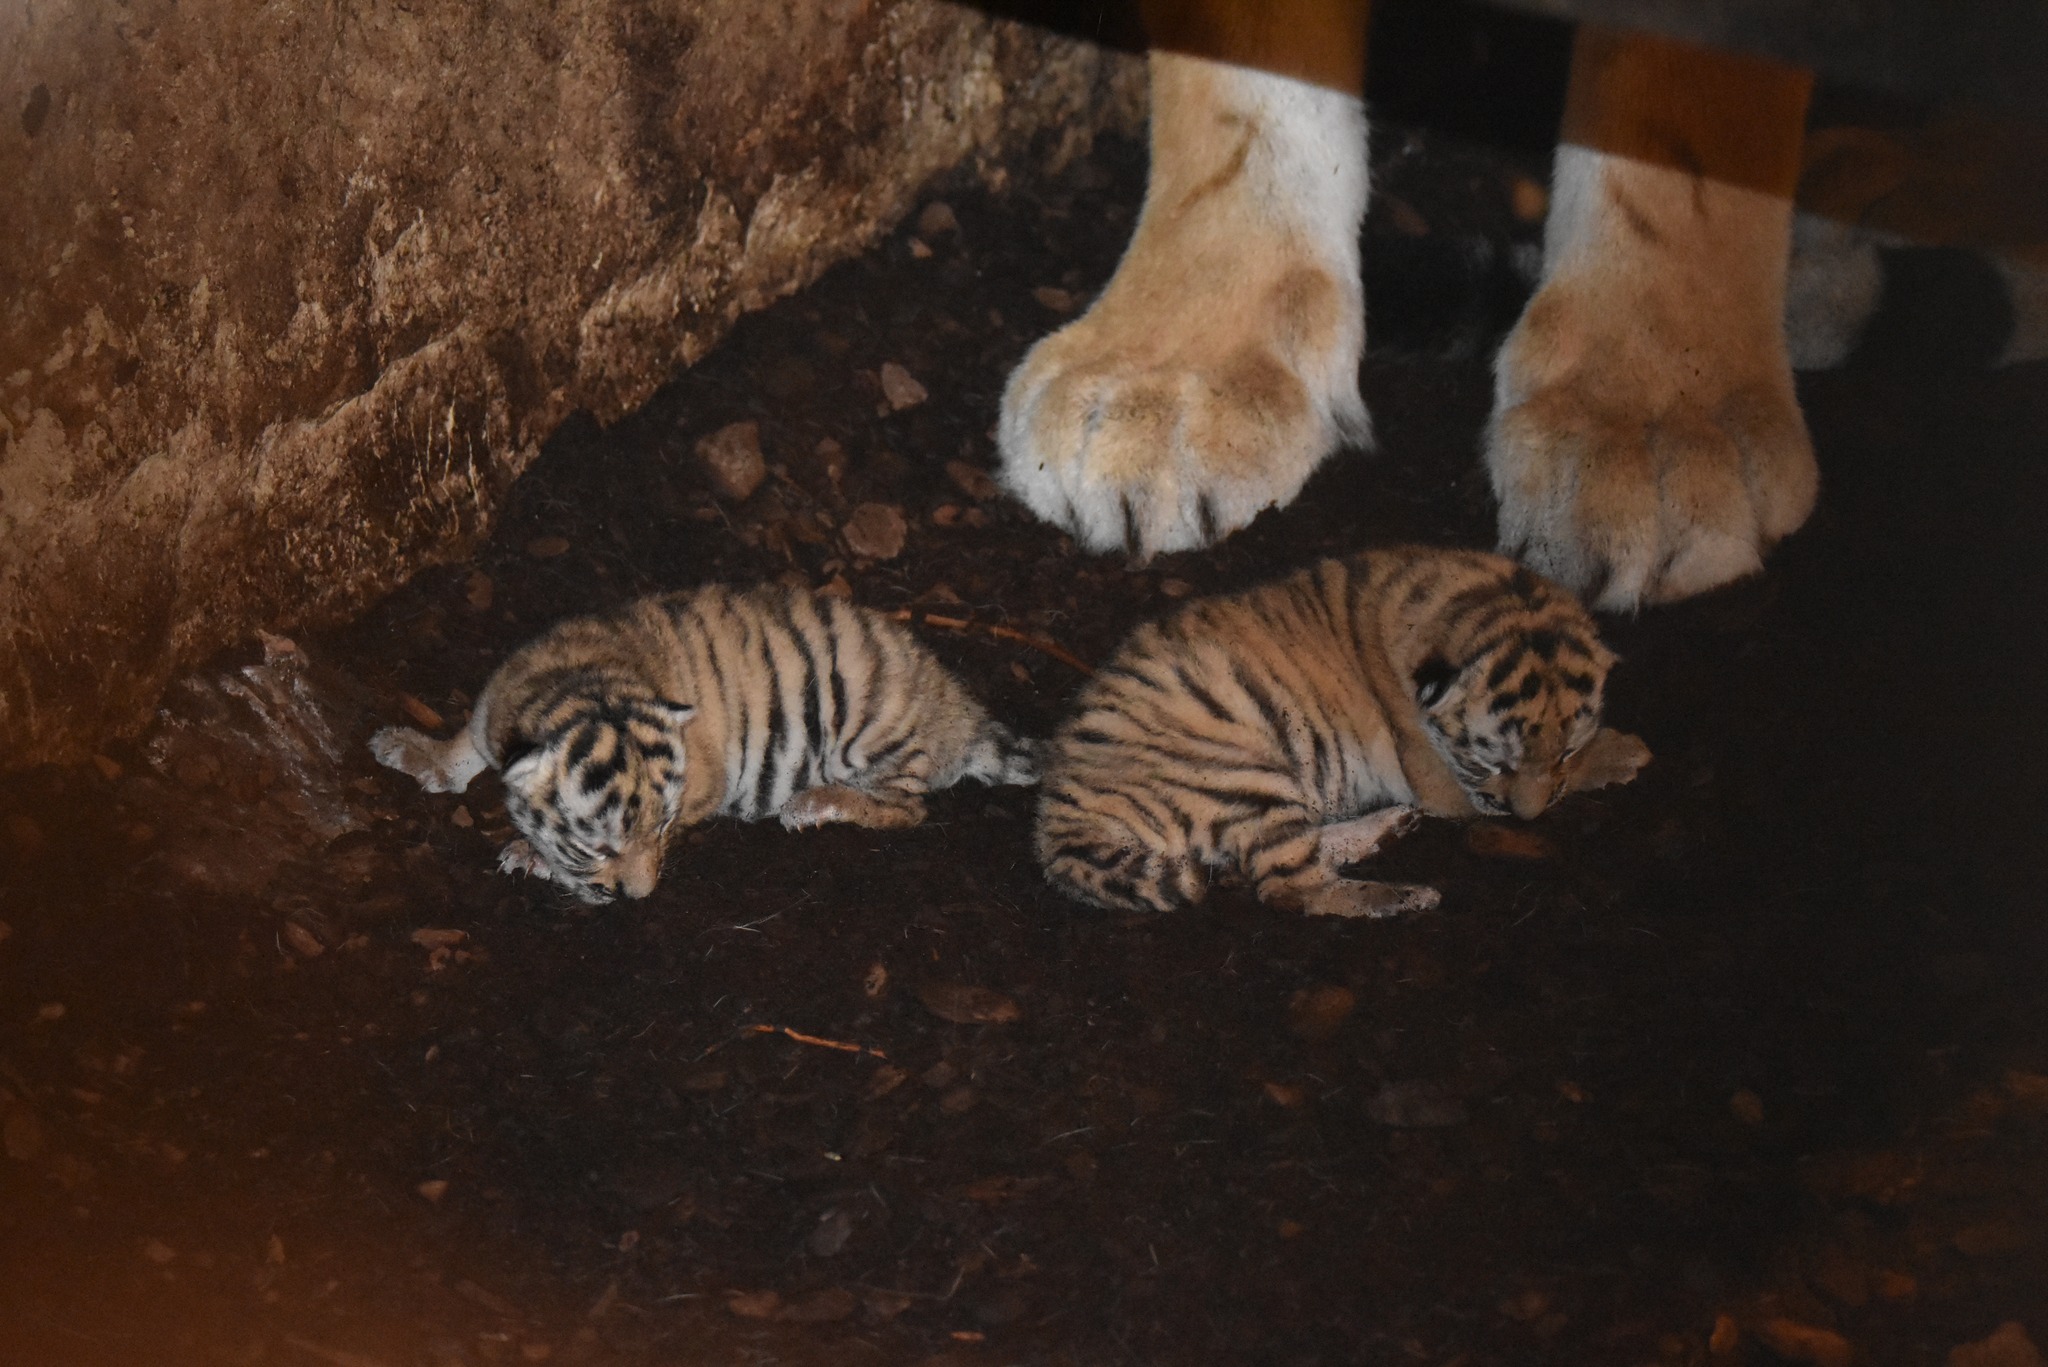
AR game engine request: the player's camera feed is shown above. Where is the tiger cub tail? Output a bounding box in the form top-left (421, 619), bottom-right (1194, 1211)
top-left (962, 723), bottom-right (1041, 788)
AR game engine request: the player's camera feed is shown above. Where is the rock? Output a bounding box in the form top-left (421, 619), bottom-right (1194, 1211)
top-left (1755, 1318), bottom-right (1853, 1367)
top-left (281, 923), bottom-right (326, 959)
top-left (0, 1), bottom-right (1142, 769)
top-left (524, 534), bottom-right (572, 559)
top-left (696, 421), bottom-right (767, 501)
top-left (1510, 174), bottom-right (1550, 224)
top-left (806, 1208), bottom-right (855, 1258)
top-left (917, 981), bottom-right (1021, 1025)
top-left (777, 1287), bottom-right (856, 1323)
top-left (1365, 1080), bottom-right (1468, 1129)
top-left (1286, 985), bottom-right (1355, 1041)
top-left (878, 362), bottom-right (928, 411)
top-left (417, 1178), bottom-right (450, 1204)
top-left (944, 459), bottom-right (999, 500)
top-left (1949, 1323), bottom-right (2047, 1367)
top-left (842, 502), bottom-right (909, 561)
top-left (917, 202), bottom-right (961, 238)
top-left (726, 1290), bottom-right (781, 1320)
top-left (1032, 285), bottom-right (1077, 313)
top-left (410, 928), bottom-right (467, 950)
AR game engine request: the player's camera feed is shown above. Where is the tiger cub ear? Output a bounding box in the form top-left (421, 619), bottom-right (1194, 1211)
top-left (1412, 655), bottom-right (1458, 710)
top-left (650, 699), bottom-right (698, 729)
top-left (500, 741), bottom-right (545, 786)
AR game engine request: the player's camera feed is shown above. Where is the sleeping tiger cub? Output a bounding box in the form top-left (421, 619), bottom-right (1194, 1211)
top-left (1035, 548), bottom-right (1650, 920)
top-left (369, 583), bottom-right (1036, 904)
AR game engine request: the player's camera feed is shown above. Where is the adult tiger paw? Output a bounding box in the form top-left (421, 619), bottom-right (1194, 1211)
top-left (998, 51), bottom-right (1369, 558)
top-left (1488, 147), bottom-right (1820, 611)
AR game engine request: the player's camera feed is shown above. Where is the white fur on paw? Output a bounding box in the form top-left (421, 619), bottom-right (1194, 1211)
top-left (497, 839), bottom-right (552, 880)
top-left (779, 790), bottom-right (853, 830)
top-left (1489, 147), bottom-right (1819, 611)
top-left (369, 726), bottom-right (448, 790)
top-left (997, 53), bottom-right (1369, 558)
top-left (1317, 806), bottom-right (1421, 869)
top-left (1305, 880), bottom-right (1442, 920)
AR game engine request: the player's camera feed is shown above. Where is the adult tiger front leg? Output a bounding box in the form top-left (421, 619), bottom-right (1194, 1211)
top-left (1489, 27), bottom-right (1821, 610)
top-left (998, 0), bottom-right (1373, 558)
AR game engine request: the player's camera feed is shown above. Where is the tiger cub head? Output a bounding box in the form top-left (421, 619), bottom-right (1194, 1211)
top-left (1408, 565), bottom-right (1616, 822)
top-left (497, 691), bottom-right (697, 903)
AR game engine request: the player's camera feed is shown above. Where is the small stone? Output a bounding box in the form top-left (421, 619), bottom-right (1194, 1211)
top-left (917, 981), bottom-right (1021, 1025)
top-left (878, 362), bottom-right (927, 411)
top-left (841, 502), bottom-right (908, 561)
top-left (1509, 174), bottom-right (1549, 224)
top-left (397, 692), bottom-right (444, 730)
top-left (449, 805), bottom-right (473, 829)
top-left (1158, 578), bottom-right (1193, 599)
top-left (1948, 1323), bottom-right (2047, 1367)
top-left (807, 1207), bottom-right (855, 1258)
top-left (1032, 285), bottom-right (1075, 313)
top-left (1383, 195), bottom-right (1430, 237)
top-left (280, 924), bottom-right (325, 959)
top-left (34, 1001), bottom-right (66, 1023)
top-left (465, 571), bottom-right (494, 612)
top-left (1365, 1080), bottom-right (1468, 1128)
top-left (945, 459), bottom-right (999, 500)
top-left (525, 534), bottom-right (571, 559)
top-left (917, 201), bottom-right (960, 238)
top-left (1464, 822), bottom-right (1558, 861)
top-left (1755, 1318), bottom-right (1853, 1367)
top-left (1710, 1314), bottom-right (1741, 1355)
top-left (696, 421), bottom-right (767, 500)
top-left (1729, 1090), bottom-right (1766, 1127)
top-left (863, 1065), bottom-right (908, 1100)
top-left (417, 1178), bottom-right (450, 1204)
top-left (931, 503), bottom-right (960, 527)
top-left (1263, 1081), bottom-right (1306, 1108)
top-left (726, 1289), bottom-right (781, 1319)
top-left (906, 237), bottom-right (932, 259)
top-left (1286, 984), bottom-right (1355, 1041)
top-left (862, 962), bottom-right (888, 998)
top-left (140, 1239), bottom-right (177, 1265)
top-left (409, 928), bottom-right (467, 950)
top-left (616, 1230), bottom-right (639, 1253)
top-left (90, 754), bottom-right (123, 782)
top-left (1277, 1219), bottom-right (1304, 1239)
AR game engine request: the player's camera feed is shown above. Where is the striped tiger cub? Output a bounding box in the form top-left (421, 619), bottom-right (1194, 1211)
top-left (1035, 548), bottom-right (1649, 919)
top-left (370, 582), bottom-right (1037, 904)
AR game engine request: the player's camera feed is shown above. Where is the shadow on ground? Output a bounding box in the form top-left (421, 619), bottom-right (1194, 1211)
top-left (1, 122), bottom-right (2044, 1367)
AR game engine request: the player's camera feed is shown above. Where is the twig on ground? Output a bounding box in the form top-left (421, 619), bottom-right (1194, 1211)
top-left (698, 1024), bottom-right (890, 1062)
top-left (889, 609), bottom-right (1094, 675)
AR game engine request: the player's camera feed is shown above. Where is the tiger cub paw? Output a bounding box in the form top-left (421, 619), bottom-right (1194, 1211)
top-left (1316, 807), bottom-right (1421, 871)
top-left (1304, 879), bottom-right (1442, 920)
top-left (497, 839), bottom-right (553, 881)
top-left (1488, 148), bottom-right (1818, 611)
top-left (996, 54), bottom-right (1369, 558)
top-left (780, 785), bottom-right (927, 832)
top-left (369, 725), bottom-right (485, 793)
top-left (1562, 727), bottom-right (1652, 795)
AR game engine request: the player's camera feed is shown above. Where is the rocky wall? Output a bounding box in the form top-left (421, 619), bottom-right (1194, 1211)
top-left (0, 0), bottom-right (1141, 768)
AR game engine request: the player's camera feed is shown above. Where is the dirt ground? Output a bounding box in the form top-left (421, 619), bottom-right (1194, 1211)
top-left (3, 108), bottom-right (2046, 1367)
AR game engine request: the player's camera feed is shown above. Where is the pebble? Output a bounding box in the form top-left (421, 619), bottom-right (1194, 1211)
top-left (417, 1178), bottom-right (450, 1204)
top-left (1364, 1080), bottom-right (1468, 1128)
top-left (807, 1207), bottom-right (855, 1258)
top-left (1286, 984), bottom-right (1355, 1041)
top-left (917, 981), bottom-right (1022, 1025)
top-left (917, 201), bottom-right (960, 238)
top-left (35, 1001), bottom-right (67, 1023)
top-left (524, 534), bottom-right (571, 559)
top-left (1509, 174), bottom-right (1549, 224)
top-left (944, 459), bottom-right (999, 501)
top-left (878, 362), bottom-right (927, 411)
top-left (1756, 1318), bottom-right (1853, 1367)
top-left (695, 421), bottom-right (767, 500)
top-left (1263, 1081), bottom-right (1307, 1108)
top-left (841, 502), bottom-right (908, 561)
top-left (90, 754), bottom-right (123, 782)
top-left (281, 924), bottom-right (325, 959)
top-left (726, 1289), bottom-right (782, 1319)
top-left (465, 571), bottom-right (494, 612)
top-left (1949, 1323), bottom-right (2047, 1367)
top-left (1032, 285), bottom-right (1076, 313)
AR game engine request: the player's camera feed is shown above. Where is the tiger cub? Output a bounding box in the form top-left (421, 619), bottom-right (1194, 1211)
top-left (1035, 548), bottom-right (1649, 919)
top-left (370, 582), bottom-right (1037, 904)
